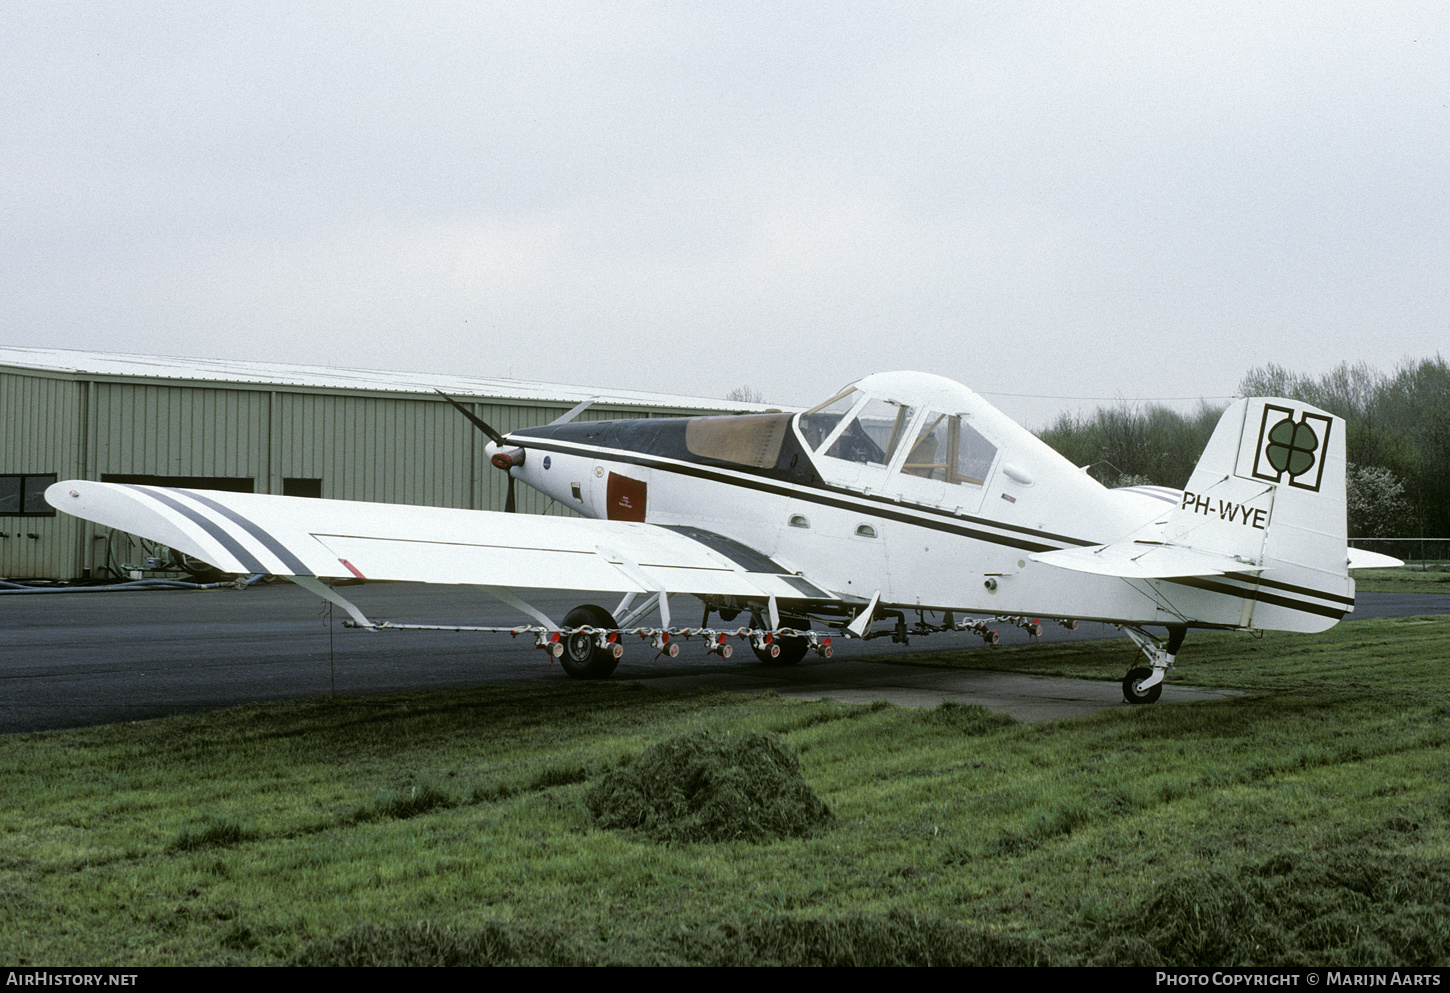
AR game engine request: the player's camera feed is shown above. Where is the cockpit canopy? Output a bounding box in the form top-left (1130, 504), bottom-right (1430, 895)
top-left (798, 374), bottom-right (1000, 494)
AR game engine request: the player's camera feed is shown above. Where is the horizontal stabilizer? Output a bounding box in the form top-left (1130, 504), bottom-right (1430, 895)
top-left (1347, 548), bottom-right (1404, 570)
top-left (1030, 542), bottom-right (1263, 580)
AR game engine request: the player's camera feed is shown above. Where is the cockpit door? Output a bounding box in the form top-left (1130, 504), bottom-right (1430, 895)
top-left (891, 410), bottom-right (998, 515)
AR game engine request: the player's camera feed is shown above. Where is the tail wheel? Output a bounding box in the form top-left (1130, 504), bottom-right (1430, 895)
top-left (1122, 666), bottom-right (1162, 705)
top-left (560, 604), bottom-right (620, 680)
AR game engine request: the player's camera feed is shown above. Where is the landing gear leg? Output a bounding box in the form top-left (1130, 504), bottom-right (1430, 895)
top-left (1120, 624), bottom-right (1186, 705)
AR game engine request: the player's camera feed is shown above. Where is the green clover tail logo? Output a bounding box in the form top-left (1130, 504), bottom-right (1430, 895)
top-left (1250, 405), bottom-right (1331, 491)
top-left (1264, 416), bottom-right (1319, 478)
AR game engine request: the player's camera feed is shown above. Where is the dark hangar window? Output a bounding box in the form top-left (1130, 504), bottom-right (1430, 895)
top-left (283, 478), bottom-right (323, 498)
top-left (0, 474), bottom-right (59, 516)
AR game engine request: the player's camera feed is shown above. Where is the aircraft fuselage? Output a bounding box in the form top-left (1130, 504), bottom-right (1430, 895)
top-left (502, 406), bottom-right (1290, 631)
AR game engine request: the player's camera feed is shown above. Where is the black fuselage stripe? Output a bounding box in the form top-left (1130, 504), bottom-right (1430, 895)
top-left (1222, 571), bottom-right (1356, 606)
top-left (180, 490), bottom-right (313, 576)
top-left (520, 437), bottom-right (1353, 622)
top-left (516, 438), bottom-right (1071, 553)
top-left (125, 486), bottom-right (268, 576)
top-left (1163, 576), bottom-right (1347, 620)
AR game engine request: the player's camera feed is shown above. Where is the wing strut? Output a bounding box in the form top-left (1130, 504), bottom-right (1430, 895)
top-left (287, 576), bottom-right (376, 629)
top-left (617, 592), bottom-right (668, 628)
top-left (550, 398), bottom-right (597, 425)
top-left (596, 544), bottom-right (671, 629)
top-left (476, 585), bottom-right (561, 630)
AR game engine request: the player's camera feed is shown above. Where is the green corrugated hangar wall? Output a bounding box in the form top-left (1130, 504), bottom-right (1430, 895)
top-left (1, 366), bottom-right (717, 581)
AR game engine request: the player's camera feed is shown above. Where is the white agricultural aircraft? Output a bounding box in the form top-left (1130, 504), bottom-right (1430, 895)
top-left (46, 371), bottom-right (1399, 704)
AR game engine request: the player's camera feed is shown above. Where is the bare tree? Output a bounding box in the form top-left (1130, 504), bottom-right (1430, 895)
top-left (724, 385), bottom-right (765, 404)
top-left (1037, 401), bottom-right (1223, 488)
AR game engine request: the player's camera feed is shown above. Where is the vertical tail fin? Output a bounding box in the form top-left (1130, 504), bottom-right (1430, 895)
top-left (1166, 397), bottom-right (1351, 631)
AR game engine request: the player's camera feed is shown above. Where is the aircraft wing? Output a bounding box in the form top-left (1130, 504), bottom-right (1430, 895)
top-left (1029, 541), bottom-right (1264, 580)
top-left (45, 480), bottom-right (834, 602)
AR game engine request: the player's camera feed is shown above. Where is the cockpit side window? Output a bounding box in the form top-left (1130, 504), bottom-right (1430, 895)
top-left (825, 398), bottom-right (915, 466)
top-left (798, 389), bottom-right (859, 450)
top-left (901, 411), bottom-right (997, 485)
top-left (901, 411), bottom-right (950, 480)
top-left (955, 418), bottom-right (997, 484)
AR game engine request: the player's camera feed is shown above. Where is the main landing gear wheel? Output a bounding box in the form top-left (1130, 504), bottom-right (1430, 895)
top-left (1122, 666), bottom-right (1162, 705)
top-left (560, 604), bottom-right (621, 680)
top-left (752, 616), bottom-right (810, 667)
top-left (753, 635), bottom-right (809, 666)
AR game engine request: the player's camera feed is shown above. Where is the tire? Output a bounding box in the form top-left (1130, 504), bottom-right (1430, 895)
top-left (559, 604), bottom-right (620, 680)
top-left (753, 628), bottom-right (810, 666)
top-left (1122, 666), bottom-right (1162, 705)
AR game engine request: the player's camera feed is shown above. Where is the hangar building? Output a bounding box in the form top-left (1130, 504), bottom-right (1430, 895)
top-left (1, 347), bottom-right (761, 581)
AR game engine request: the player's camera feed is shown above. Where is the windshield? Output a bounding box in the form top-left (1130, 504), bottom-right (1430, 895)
top-left (824, 398), bottom-right (915, 466)
top-left (798, 389), bottom-right (859, 450)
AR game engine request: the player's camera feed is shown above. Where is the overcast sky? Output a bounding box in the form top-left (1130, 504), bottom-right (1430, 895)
top-left (3, 1), bottom-right (1446, 427)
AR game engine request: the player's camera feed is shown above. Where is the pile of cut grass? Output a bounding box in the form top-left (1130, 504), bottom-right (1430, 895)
top-left (584, 729), bottom-right (833, 843)
top-left (287, 842), bottom-right (1450, 965)
top-left (1093, 845), bottom-right (1450, 966)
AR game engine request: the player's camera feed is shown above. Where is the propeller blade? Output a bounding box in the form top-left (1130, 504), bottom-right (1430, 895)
top-left (550, 397), bottom-right (597, 425)
top-left (434, 390), bottom-right (505, 446)
top-left (435, 390), bottom-right (520, 513)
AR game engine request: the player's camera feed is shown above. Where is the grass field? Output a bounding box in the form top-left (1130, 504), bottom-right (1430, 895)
top-left (3, 614), bottom-right (1450, 966)
top-left (1353, 564), bottom-right (1450, 595)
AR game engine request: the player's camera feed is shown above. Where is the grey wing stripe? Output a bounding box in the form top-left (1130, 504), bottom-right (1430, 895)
top-left (180, 490), bottom-right (313, 577)
top-left (123, 486), bottom-right (269, 576)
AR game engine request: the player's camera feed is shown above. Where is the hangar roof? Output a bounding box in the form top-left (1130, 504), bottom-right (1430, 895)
top-left (0, 347), bottom-right (776, 413)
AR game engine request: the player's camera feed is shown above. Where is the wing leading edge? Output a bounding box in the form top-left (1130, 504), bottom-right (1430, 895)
top-left (45, 480), bottom-right (833, 603)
